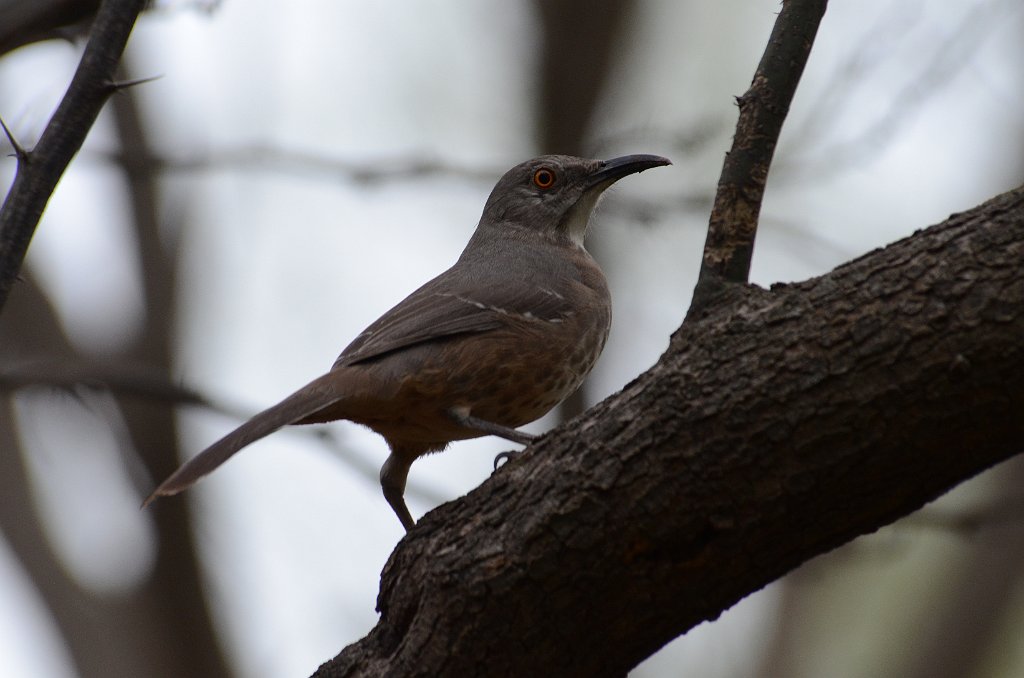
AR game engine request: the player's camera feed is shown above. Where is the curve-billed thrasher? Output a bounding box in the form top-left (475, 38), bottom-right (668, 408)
top-left (145, 154), bottom-right (670, 530)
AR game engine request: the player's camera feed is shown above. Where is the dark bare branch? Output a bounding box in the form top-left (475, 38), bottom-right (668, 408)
top-left (0, 0), bottom-right (148, 314)
top-left (694, 0), bottom-right (828, 306)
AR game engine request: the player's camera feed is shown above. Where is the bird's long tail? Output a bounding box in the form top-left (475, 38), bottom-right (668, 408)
top-left (142, 374), bottom-right (344, 508)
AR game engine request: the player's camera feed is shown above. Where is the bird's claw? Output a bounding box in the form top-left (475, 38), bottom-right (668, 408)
top-left (493, 450), bottom-right (523, 471)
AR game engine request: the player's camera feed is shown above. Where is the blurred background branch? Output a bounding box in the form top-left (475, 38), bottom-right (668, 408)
top-left (0, 0), bottom-right (101, 57)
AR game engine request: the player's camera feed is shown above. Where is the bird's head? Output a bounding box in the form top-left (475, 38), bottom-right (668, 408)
top-left (479, 154), bottom-right (671, 247)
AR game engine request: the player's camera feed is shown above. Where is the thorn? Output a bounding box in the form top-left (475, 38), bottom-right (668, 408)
top-left (0, 116), bottom-right (28, 163)
top-left (105, 74), bottom-right (163, 95)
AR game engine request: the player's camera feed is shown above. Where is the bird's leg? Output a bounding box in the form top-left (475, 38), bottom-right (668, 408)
top-left (380, 453), bottom-right (415, 531)
top-left (447, 408), bottom-right (536, 445)
top-left (446, 408), bottom-right (535, 471)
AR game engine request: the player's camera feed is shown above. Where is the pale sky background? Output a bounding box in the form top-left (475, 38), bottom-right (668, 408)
top-left (1, 1), bottom-right (1023, 676)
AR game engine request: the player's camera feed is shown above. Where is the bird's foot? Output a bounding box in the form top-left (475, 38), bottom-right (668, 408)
top-left (492, 449), bottom-right (523, 471)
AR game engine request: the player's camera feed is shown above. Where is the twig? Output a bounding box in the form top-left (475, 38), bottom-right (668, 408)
top-left (93, 145), bottom-right (500, 184)
top-left (0, 361), bottom-right (210, 407)
top-left (0, 0), bottom-right (148, 314)
top-left (692, 0), bottom-right (828, 309)
top-left (0, 117), bottom-right (28, 162)
top-left (779, 0), bottom-right (1016, 179)
top-left (83, 146), bottom-right (705, 222)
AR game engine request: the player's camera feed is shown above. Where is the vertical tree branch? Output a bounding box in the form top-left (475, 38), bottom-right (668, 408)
top-left (0, 0), bottom-right (147, 313)
top-left (692, 0), bottom-right (828, 308)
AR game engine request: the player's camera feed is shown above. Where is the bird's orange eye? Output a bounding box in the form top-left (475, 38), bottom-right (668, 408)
top-left (533, 168), bottom-right (556, 189)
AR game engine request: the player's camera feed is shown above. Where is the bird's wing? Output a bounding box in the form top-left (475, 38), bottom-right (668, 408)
top-left (334, 267), bottom-right (576, 367)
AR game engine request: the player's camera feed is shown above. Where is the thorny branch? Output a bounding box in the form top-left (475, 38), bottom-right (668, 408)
top-left (0, 0), bottom-right (148, 314)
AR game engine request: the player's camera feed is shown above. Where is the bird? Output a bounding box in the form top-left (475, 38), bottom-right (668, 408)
top-left (144, 153), bottom-right (670, 531)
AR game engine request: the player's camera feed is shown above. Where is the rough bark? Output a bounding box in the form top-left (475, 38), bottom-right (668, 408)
top-left (315, 185), bottom-right (1024, 677)
top-left (696, 0), bottom-right (827, 298)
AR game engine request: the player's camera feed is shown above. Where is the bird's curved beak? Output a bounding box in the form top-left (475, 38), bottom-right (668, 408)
top-left (586, 154), bottom-right (671, 189)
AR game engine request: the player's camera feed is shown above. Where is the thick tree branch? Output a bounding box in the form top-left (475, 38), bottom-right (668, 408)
top-left (314, 186), bottom-right (1024, 677)
top-left (695, 0), bottom-right (827, 305)
top-left (0, 0), bottom-right (147, 314)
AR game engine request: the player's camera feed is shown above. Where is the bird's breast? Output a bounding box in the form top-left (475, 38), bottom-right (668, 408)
top-left (345, 245), bottom-right (612, 446)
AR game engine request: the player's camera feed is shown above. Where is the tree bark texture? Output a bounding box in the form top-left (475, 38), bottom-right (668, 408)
top-left (315, 185), bottom-right (1024, 677)
top-left (698, 0), bottom-right (827, 290)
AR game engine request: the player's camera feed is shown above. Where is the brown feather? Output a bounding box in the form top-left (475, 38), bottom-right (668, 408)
top-left (141, 374), bottom-right (345, 506)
